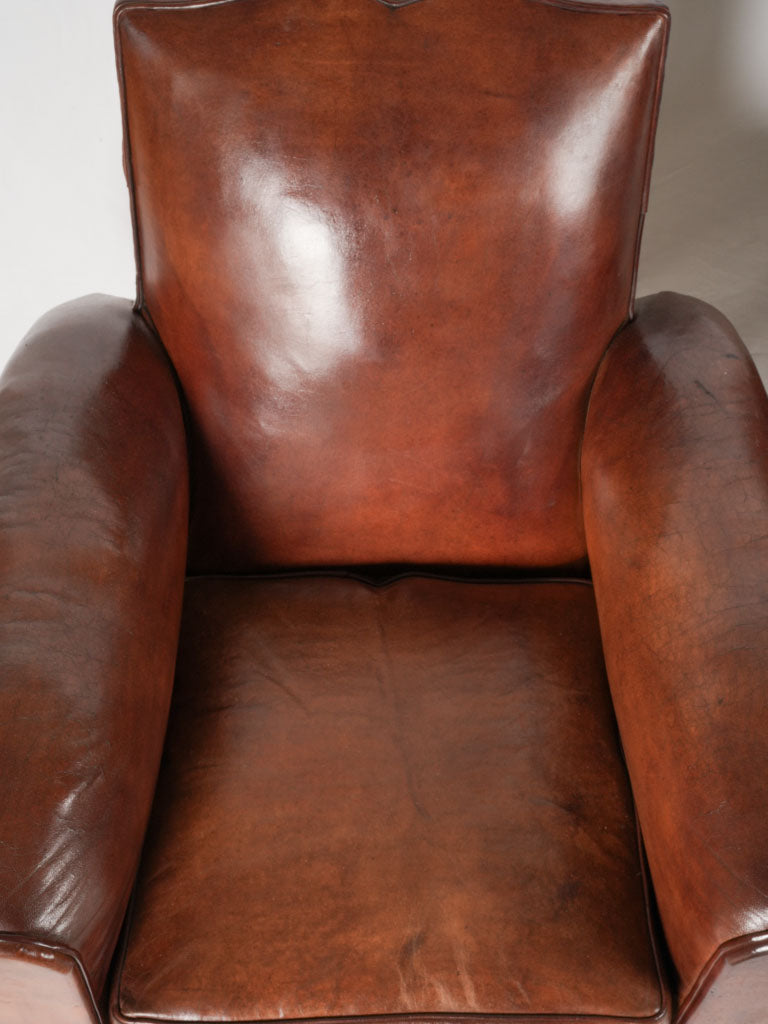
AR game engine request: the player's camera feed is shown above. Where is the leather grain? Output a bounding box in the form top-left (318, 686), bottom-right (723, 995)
top-left (0, 296), bottom-right (189, 1013)
top-left (113, 576), bottom-right (667, 1024)
top-left (115, 0), bottom-right (668, 573)
top-left (582, 291), bottom-right (768, 1023)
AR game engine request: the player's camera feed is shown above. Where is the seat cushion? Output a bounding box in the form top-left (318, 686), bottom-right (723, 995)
top-left (111, 576), bottom-right (668, 1024)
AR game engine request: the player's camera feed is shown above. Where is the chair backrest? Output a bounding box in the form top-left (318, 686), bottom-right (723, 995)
top-left (115, 0), bottom-right (669, 573)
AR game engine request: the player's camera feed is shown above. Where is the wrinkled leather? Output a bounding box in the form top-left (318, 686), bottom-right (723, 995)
top-left (115, 0), bottom-right (668, 573)
top-left (0, 296), bottom-right (189, 1016)
top-left (582, 291), bottom-right (768, 1023)
top-left (9, 3), bottom-right (768, 1024)
top-left (112, 576), bottom-right (667, 1024)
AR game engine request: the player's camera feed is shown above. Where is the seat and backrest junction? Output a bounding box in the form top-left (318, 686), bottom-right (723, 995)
top-left (109, 1), bottom-right (670, 1022)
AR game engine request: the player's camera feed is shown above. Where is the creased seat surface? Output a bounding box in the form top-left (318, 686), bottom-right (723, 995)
top-left (112, 575), bottom-right (667, 1024)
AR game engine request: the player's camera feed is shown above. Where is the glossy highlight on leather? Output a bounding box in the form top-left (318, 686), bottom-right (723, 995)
top-left (6, 2), bottom-right (768, 1023)
top-left (115, 0), bottom-right (668, 573)
top-left (0, 296), bottom-right (189, 1015)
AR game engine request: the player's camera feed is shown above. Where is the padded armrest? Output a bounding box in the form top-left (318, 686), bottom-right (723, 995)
top-left (582, 292), bottom-right (768, 1024)
top-left (0, 296), bottom-right (189, 1022)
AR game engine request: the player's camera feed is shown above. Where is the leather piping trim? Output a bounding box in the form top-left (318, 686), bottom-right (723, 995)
top-left (575, 309), bottom-right (632, 552)
top-left (633, 798), bottom-right (670, 1024)
top-left (628, 4), bottom-right (669, 320)
top-left (114, 0), bottom-right (245, 315)
top-left (114, 0), bottom-right (275, 16)
top-left (531, 0), bottom-right (668, 14)
top-left (113, 2), bottom-right (146, 316)
top-left (114, 1010), bottom-right (670, 1024)
top-left (529, 0), bottom-right (669, 321)
top-left (113, 0), bottom-right (426, 321)
top-left (674, 931), bottom-right (768, 1024)
top-left (111, 573), bottom-right (668, 1024)
top-left (114, 0), bottom-right (420, 13)
top-left (567, 0), bottom-right (669, 553)
top-left (576, 0), bottom-right (674, 543)
top-left (0, 932), bottom-right (103, 1024)
top-left (127, 301), bottom-right (197, 529)
top-left (114, 0), bottom-right (669, 327)
top-left (183, 569), bottom-right (594, 586)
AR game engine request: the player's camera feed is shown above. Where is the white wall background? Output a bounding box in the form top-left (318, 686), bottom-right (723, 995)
top-left (1, 0), bottom-right (766, 377)
top-left (0, 1), bottom-right (135, 360)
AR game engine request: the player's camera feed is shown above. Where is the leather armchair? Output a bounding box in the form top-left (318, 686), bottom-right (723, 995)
top-left (1, 2), bottom-right (766, 1023)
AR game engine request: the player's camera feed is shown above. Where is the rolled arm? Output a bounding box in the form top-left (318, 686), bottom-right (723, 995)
top-left (0, 296), bottom-right (189, 1021)
top-left (582, 292), bottom-right (768, 1023)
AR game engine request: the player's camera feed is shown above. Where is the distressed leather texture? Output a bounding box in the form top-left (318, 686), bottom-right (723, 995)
top-left (112, 576), bottom-right (667, 1024)
top-left (0, 296), bottom-right (188, 1021)
top-left (4, 1), bottom-right (768, 1023)
top-left (115, 0), bottom-right (667, 572)
top-left (582, 292), bottom-right (768, 1024)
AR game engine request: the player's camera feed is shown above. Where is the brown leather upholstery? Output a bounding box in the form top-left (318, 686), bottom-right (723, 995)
top-left (4, 3), bottom-right (768, 1024)
top-left (582, 291), bottom-right (768, 1024)
top-left (111, 576), bottom-right (667, 1024)
top-left (0, 297), bottom-right (188, 1022)
top-left (115, 0), bottom-right (668, 573)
